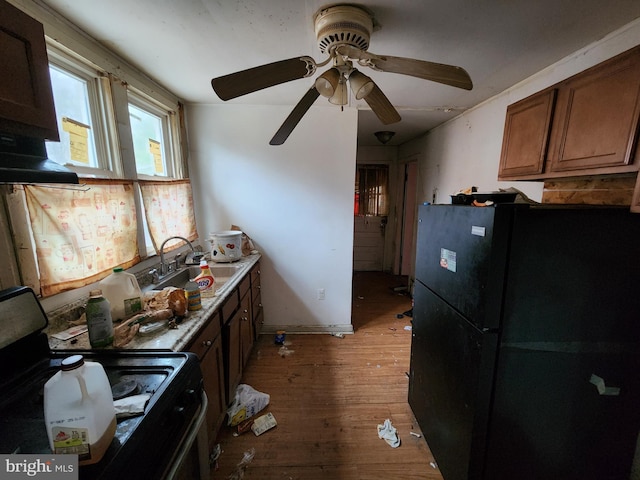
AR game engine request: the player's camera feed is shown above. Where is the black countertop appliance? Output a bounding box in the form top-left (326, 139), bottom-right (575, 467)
top-left (409, 203), bottom-right (640, 480)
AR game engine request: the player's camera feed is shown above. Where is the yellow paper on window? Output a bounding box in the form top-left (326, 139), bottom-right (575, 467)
top-left (149, 139), bottom-right (164, 174)
top-left (62, 117), bottom-right (90, 164)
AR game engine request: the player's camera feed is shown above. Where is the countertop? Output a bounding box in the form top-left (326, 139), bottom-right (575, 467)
top-left (47, 254), bottom-right (261, 352)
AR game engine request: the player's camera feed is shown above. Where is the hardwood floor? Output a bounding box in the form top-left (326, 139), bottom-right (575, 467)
top-left (211, 271), bottom-right (443, 479)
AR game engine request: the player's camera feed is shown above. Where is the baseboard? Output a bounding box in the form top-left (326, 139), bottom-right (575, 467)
top-left (259, 324), bottom-right (354, 335)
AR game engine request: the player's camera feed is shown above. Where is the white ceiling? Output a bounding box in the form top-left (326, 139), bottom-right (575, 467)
top-left (41, 0), bottom-right (640, 146)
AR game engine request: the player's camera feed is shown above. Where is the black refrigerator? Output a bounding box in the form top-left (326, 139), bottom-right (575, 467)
top-left (409, 203), bottom-right (640, 480)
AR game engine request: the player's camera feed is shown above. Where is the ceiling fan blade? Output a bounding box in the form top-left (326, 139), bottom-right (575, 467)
top-left (270, 87), bottom-right (321, 145)
top-left (369, 55), bottom-right (473, 90)
top-left (363, 84), bottom-right (401, 125)
top-left (212, 56), bottom-right (316, 101)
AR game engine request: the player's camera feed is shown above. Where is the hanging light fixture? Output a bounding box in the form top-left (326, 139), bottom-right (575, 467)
top-left (315, 68), bottom-right (341, 97)
top-left (329, 73), bottom-right (348, 105)
top-left (374, 131), bottom-right (396, 144)
top-left (348, 69), bottom-right (374, 99)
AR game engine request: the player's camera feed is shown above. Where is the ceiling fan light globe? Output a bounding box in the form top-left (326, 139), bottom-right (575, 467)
top-left (329, 81), bottom-right (348, 105)
top-left (349, 70), bottom-right (374, 100)
top-left (315, 68), bottom-right (340, 97)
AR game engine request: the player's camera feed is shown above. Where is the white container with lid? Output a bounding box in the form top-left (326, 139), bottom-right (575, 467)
top-left (44, 355), bottom-right (117, 465)
top-left (99, 267), bottom-right (144, 321)
top-left (209, 230), bottom-right (242, 262)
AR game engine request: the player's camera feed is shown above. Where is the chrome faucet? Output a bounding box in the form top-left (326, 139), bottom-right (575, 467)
top-left (159, 236), bottom-right (195, 276)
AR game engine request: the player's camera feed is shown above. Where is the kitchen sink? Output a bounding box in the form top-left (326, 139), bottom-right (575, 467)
top-left (144, 263), bottom-right (244, 293)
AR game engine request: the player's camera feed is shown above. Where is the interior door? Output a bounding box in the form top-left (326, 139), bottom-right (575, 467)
top-left (400, 161), bottom-right (418, 275)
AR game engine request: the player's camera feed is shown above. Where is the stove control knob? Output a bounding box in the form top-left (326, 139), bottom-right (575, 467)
top-left (183, 388), bottom-right (198, 405)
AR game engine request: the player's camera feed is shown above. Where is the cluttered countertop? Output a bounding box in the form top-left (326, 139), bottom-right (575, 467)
top-left (47, 253), bottom-right (261, 352)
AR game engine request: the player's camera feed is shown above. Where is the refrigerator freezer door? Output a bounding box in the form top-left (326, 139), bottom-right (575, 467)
top-left (409, 281), bottom-right (498, 480)
top-left (415, 204), bottom-right (516, 330)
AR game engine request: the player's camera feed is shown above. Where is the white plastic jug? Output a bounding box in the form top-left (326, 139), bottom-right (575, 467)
top-left (99, 267), bottom-right (143, 321)
top-left (44, 355), bottom-right (117, 465)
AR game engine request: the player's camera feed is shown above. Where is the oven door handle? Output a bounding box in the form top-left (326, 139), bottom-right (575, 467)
top-left (165, 390), bottom-right (209, 480)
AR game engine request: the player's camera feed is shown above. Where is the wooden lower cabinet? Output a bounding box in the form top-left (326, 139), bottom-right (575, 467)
top-left (186, 314), bottom-right (225, 449)
top-left (223, 307), bottom-right (242, 404)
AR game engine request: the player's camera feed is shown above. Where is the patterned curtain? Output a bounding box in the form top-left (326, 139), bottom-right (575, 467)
top-left (24, 180), bottom-right (140, 296)
top-left (139, 179), bottom-right (198, 253)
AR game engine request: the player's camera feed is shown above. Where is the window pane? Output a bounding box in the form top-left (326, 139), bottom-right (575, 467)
top-left (46, 65), bottom-right (98, 167)
top-left (129, 104), bottom-right (166, 176)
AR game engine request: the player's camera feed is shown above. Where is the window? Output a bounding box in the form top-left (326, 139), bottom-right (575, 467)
top-left (0, 13), bottom-right (193, 296)
top-left (45, 47), bottom-right (117, 176)
top-left (128, 91), bottom-right (182, 178)
top-left (355, 164), bottom-right (389, 216)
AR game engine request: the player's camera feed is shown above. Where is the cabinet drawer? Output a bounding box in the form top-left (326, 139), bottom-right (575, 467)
top-left (188, 313), bottom-right (222, 360)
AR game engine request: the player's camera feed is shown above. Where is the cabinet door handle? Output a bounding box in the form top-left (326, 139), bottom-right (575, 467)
top-left (202, 340), bottom-right (212, 347)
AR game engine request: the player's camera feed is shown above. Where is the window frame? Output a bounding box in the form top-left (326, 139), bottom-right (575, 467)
top-left (127, 89), bottom-right (184, 180)
top-left (45, 44), bottom-right (122, 178)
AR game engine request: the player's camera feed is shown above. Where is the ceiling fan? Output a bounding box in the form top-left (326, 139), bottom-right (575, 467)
top-left (211, 4), bottom-right (473, 145)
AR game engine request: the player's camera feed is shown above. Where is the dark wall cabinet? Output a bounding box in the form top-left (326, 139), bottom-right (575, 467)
top-left (0, 0), bottom-right (59, 140)
top-left (499, 45), bottom-right (640, 184)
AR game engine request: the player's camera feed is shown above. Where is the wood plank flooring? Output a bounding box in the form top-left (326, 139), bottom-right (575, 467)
top-left (211, 271), bottom-right (444, 479)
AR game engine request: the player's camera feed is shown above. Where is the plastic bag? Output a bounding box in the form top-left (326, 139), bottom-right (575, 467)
top-left (226, 384), bottom-right (270, 426)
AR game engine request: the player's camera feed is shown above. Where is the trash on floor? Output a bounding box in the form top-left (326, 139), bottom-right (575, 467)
top-left (227, 448), bottom-right (255, 480)
top-left (410, 431), bottom-right (422, 438)
top-left (377, 418), bottom-right (401, 448)
top-left (396, 313), bottom-right (404, 319)
top-left (430, 461), bottom-right (439, 469)
top-left (278, 345), bottom-right (294, 357)
top-left (403, 309), bottom-right (413, 317)
top-left (251, 412), bottom-right (278, 436)
top-left (274, 330), bottom-right (286, 345)
top-left (233, 418), bottom-right (255, 436)
top-left (404, 325), bottom-right (412, 331)
top-left (227, 384), bottom-right (270, 426)
top-left (210, 443), bottom-right (222, 471)
top-left (332, 332), bottom-right (345, 338)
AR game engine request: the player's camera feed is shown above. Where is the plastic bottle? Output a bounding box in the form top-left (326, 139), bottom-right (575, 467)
top-left (194, 259), bottom-right (215, 298)
top-left (86, 289), bottom-right (114, 348)
top-left (99, 267), bottom-right (143, 322)
top-left (184, 278), bottom-right (202, 311)
top-left (44, 354), bottom-right (117, 465)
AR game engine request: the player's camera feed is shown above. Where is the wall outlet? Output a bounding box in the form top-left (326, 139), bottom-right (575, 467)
top-left (317, 288), bottom-right (325, 300)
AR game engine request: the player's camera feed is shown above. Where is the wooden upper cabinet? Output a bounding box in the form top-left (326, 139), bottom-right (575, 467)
top-left (547, 48), bottom-right (640, 174)
top-left (498, 89), bottom-right (556, 179)
top-left (498, 45), bottom-right (640, 181)
top-left (0, 0), bottom-right (59, 140)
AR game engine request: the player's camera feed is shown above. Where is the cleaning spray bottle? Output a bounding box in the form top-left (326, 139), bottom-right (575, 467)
top-left (194, 259), bottom-right (215, 298)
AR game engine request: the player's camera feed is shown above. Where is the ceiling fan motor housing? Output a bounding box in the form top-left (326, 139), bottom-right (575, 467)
top-left (314, 5), bottom-right (373, 55)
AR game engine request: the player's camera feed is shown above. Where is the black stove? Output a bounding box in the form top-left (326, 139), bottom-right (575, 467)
top-left (0, 286), bottom-right (205, 480)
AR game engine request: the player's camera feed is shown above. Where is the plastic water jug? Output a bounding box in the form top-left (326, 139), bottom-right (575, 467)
top-left (44, 355), bottom-right (117, 465)
top-left (99, 267), bottom-right (143, 321)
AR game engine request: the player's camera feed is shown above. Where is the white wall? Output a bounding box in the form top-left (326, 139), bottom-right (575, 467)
top-left (186, 104), bottom-right (358, 333)
top-left (401, 18), bottom-right (640, 206)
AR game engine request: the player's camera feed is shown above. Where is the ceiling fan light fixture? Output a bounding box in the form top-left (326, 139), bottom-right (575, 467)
top-left (349, 69), bottom-right (374, 100)
top-left (329, 75), bottom-right (348, 105)
top-left (374, 130), bottom-right (396, 144)
top-left (315, 68), bottom-right (341, 97)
